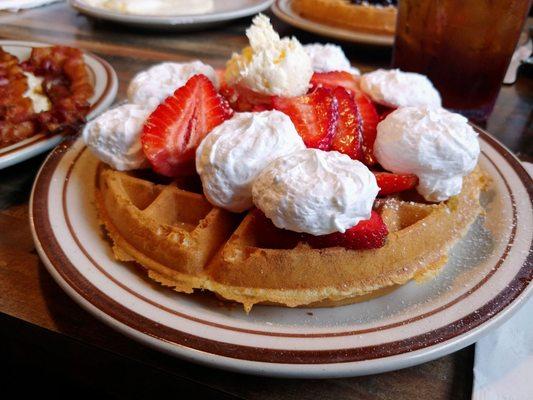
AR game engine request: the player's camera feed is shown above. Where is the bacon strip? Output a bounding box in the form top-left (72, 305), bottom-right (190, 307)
top-left (0, 49), bottom-right (36, 147)
top-left (23, 46), bottom-right (94, 136)
top-left (0, 46), bottom-right (94, 149)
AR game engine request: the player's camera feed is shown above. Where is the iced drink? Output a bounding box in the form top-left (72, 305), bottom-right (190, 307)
top-left (392, 0), bottom-right (531, 121)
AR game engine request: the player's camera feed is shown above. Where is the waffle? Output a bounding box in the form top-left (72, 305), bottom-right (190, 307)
top-left (291, 0), bottom-right (397, 35)
top-left (96, 163), bottom-right (487, 311)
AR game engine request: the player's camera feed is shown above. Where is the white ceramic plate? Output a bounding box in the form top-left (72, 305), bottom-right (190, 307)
top-left (69, 0), bottom-right (273, 30)
top-left (272, 0), bottom-right (394, 46)
top-left (0, 40), bottom-right (117, 170)
top-left (30, 131), bottom-right (532, 378)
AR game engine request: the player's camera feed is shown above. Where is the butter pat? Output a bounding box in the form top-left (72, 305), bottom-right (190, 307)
top-left (225, 14), bottom-right (313, 97)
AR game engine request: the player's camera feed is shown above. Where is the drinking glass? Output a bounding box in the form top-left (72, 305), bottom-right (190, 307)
top-left (392, 0), bottom-right (532, 122)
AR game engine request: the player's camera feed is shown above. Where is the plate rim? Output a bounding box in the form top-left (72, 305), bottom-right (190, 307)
top-left (0, 39), bottom-right (118, 169)
top-left (69, 0), bottom-right (274, 27)
top-left (29, 130), bottom-right (533, 377)
top-left (272, 0), bottom-right (394, 46)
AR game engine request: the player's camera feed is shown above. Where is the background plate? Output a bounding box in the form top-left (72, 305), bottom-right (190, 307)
top-left (272, 0), bottom-right (394, 46)
top-left (30, 131), bottom-right (532, 378)
top-left (0, 40), bottom-right (117, 170)
top-left (69, 0), bottom-right (273, 30)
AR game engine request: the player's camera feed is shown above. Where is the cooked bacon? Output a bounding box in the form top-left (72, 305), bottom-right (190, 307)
top-left (0, 49), bottom-right (36, 147)
top-left (23, 46), bottom-right (94, 136)
top-left (0, 45), bottom-right (94, 148)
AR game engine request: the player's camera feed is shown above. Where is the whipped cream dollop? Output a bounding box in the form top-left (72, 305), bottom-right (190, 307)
top-left (374, 107), bottom-right (480, 202)
top-left (128, 61), bottom-right (218, 110)
top-left (83, 104), bottom-right (151, 171)
top-left (303, 43), bottom-right (360, 75)
top-left (253, 149), bottom-right (379, 235)
top-left (225, 14), bottom-right (313, 97)
top-left (360, 69), bottom-right (441, 108)
top-left (84, 0), bottom-right (214, 15)
top-left (196, 110), bottom-right (305, 212)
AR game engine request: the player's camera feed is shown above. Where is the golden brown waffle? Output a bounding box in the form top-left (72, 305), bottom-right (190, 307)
top-left (96, 164), bottom-right (487, 311)
top-left (291, 0), bottom-right (397, 35)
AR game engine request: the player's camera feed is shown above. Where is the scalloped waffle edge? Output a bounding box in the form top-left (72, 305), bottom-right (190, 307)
top-left (95, 164), bottom-right (488, 312)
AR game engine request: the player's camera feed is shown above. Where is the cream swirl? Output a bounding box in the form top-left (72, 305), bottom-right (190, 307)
top-left (127, 61), bottom-right (218, 110)
top-left (360, 69), bottom-right (441, 108)
top-left (303, 43), bottom-right (360, 75)
top-left (374, 106), bottom-right (480, 202)
top-left (196, 110), bottom-right (305, 213)
top-left (252, 149), bottom-right (379, 235)
top-left (83, 104), bottom-right (151, 171)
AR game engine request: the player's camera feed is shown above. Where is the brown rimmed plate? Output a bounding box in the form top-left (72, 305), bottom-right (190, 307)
top-left (29, 131), bottom-right (532, 378)
top-left (0, 40), bottom-right (118, 170)
top-left (272, 0), bottom-right (394, 47)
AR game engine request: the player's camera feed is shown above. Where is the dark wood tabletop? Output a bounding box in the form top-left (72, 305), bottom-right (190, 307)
top-left (0, 3), bottom-right (531, 399)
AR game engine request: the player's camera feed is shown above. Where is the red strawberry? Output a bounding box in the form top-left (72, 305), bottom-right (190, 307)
top-left (374, 172), bottom-right (419, 196)
top-left (330, 86), bottom-right (363, 160)
top-left (353, 90), bottom-right (379, 166)
top-left (376, 104), bottom-right (396, 122)
top-left (310, 71), bottom-right (359, 93)
top-left (272, 87), bottom-right (338, 150)
top-left (306, 211), bottom-right (388, 250)
top-left (142, 74), bottom-right (233, 177)
top-left (310, 71), bottom-right (379, 165)
top-left (218, 83), bottom-right (238, 107)
top-left (215, 68), bottom-right (226, 85)
top-left (220, 84), bottom-right (274, 112)
top-left (251, 209), bottom-right (304, 249)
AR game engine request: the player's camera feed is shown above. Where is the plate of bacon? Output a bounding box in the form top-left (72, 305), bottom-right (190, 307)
top-left (0, 40), bottom-right (117, 169)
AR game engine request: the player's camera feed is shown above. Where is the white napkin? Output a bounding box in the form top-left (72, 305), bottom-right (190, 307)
top-left (0, 0), bottom-right (62, 11)
top-left (503, 39), bottom-right (533, 85)
top-left (472, 161), bottom-right (533, 400)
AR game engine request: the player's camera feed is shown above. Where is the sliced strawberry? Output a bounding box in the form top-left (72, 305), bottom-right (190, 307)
top-left (272, 87), bottom-right (338, 150)
top-left (310, 71), bottom-right (379, 165)
top-left (220, 84), bottom-right (274, 112)
top-left (251, 209), bottom-right (304, 249)
top-left (374, 172), bottom-right (419, 196)
top-left (352, 90), bottom-right (379, 166)
top-left (306, 210), bottom-right (388, 250)
top-left (218, 83), bottom-right (237, 106)
top-left (310, 71), bottom-right (359, 93)
top-left (330, 87), bottom-right (363, 160)
top-left (376, 104), bottom-right (396, 122)
top-left (142, 74), bottom-right (233, 177)
top-left (215, 68), bottom-right (226, 85)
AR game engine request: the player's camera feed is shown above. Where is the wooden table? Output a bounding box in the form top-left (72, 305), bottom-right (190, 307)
top-left (0, 3), bottom-right (531, 398)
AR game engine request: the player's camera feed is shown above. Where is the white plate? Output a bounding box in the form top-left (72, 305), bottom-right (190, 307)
top-left (69, 0), bottom-right (273, 30)
top-left (272, 0), bottom-right (394, 46)
top-left (0, 40), bottom-right (117, 170)
top-left (30, 131), bottom-right (532, 378)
